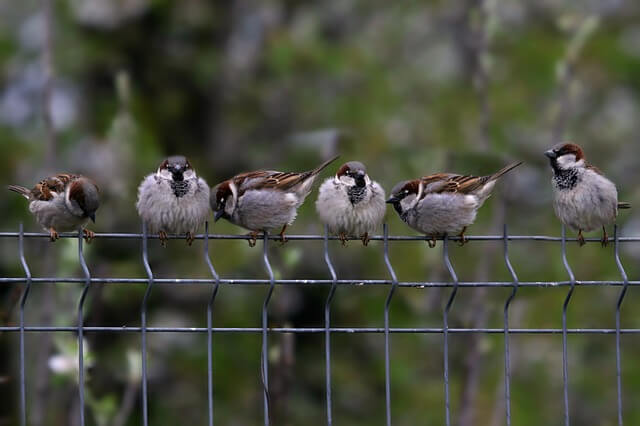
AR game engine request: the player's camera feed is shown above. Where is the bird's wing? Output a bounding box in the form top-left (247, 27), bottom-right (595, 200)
top-left (420, 173), bottom-right (487, 196)
top-left (31, 173), bottom-right (81, 201)
top-left (234, 170), bottom-right (312, 194)
top-left (232, 157), bottom-right (337, 195)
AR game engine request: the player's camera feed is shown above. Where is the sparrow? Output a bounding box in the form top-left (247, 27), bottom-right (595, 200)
top-left (212, 156), bottom-right (339, 247)
top-left (544, 142), bottom-right (630, 246)
top-left (136, 156), bottom-right (210, 246)
top-left (8, 173), bottom-right (100, 242)
top-left (386, 162), bottom-right (522, 247)
top-left (315, 161), bottom-right (386, 246)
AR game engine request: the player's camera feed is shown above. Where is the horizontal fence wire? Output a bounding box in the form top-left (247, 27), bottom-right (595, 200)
top-left (5, 223), bottom-right (636, 426)
top-left (2, 231), bottom-right (640, 242)
top-left (5, 326), bottom-right (640, 334)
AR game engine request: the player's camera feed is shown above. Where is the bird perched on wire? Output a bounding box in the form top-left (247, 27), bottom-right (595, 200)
top-left (212, 156), bottom-right (339, 247)
top-left (8, 173), bottom-right (100, 242)
top-left (544, 142), bottom-right (630, 246)
top-left (136, 155), bottom-right (210, 247)
top-left (315, 161), bottom-right (385, 246)
top-left (386, 162), bottom-right (522, 247)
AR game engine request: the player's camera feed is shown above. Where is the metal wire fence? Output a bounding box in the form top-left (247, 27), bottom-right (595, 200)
top-left (2, 222), bottom-right (637, 426)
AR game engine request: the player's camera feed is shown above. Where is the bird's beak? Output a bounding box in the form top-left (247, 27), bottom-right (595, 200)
top-left (171, 166), bottom-right (184, 181)
top-left (214, 209), bottom-right (225, 222)
top-left (386, 195), bottom-right (400, 204)
top-left (88, 213), bottom-right (96, 223)
top-left (355, 171), bottom-right (366, 187)
top-left (544, 150), bottom-right (557, 159)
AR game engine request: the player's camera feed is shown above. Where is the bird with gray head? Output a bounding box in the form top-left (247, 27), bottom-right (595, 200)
top-left (545, 142), bottom-right (630, 246)
top-left (212, 156), bottom-right (339, 247)
top-left (136, 155), bottom-right (210, 246)
top-left (8, 173), bottom-right (100, 242)
top-left (315, 161), bottom-right (386, 245)
top-left (386, 162), bottom-right (522, 247)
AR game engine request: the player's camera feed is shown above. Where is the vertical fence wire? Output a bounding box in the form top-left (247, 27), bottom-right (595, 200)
top-left (502, 224), bottom-right (519, 426)
top-left (77, 230), bottom-right (91, 426)
top-left (323, 225), bottom-right (337, 426)
top-left (442, 234), bottom-right (459, 426)
top-left (561, 225), bottom-right (576, 426)
top-left (261, 231), bottom-right (275, 426)
top-left (383, 224), bottom-right (398, 426)
top-left (18, 223), bottom-right (31, 426)
top-left (614, 225), bottom-right (629, 426)
top-left (140, 222), bottom-right (154, 426)
top-left (203, 222), bottom-right (221, 426)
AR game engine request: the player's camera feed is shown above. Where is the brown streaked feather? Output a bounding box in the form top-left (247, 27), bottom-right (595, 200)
top-left (233, 156), bottom-right (339, 195)
top-left (419, 173), bottom-right (485, 195)
top-left (32, 182), bottom-right (55, 201)
top-left (232, 170), bottom-right (299, 193)
top-left (9, 173), bottom-right (85, 202)
top-left (34, 173), bottom-right (82, 200)
top-left (420, 162), bottom-right (522, 197)
top-left (235, 170), bottom-right (302, 189)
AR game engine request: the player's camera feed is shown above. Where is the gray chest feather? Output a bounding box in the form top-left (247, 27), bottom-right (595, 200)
top-left (348, 185), bottom-right (367, 205)
top-left (553, 169), bottom-right (579, 190)
top-left (170, 180), bottom-right (190, 198)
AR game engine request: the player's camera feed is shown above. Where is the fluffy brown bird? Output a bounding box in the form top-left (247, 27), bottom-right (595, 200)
top-left (212, 156), bottom-right (339, 246)
top-left (315, 161), bottom-right (386, 246)
top-left (387, 162), bottom-right (522, 247)
top-left (545, 142), bottom-right (630, 246)
top-left (8, 173), bottom-right (100, 242)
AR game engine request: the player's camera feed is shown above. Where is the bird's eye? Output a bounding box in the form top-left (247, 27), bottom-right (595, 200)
top-left (404, 190), bottom-right (409, 194)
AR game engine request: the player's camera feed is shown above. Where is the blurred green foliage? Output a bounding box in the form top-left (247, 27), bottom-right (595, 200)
top-left (1, 1), bottom-right (640, 425)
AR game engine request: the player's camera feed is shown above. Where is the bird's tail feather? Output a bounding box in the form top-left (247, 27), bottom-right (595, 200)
top-left (7, 185), bottom-right (31, 199)
top-left (310, 155), bottom-right (340, 176)
top-left (489, 161), bottom-right (523, 181)
top-left (618, 202), bottom-right (631, 209)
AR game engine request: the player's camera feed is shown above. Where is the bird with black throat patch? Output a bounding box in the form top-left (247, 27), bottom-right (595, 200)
top-left (544, 142), bottom-right (630, 246)
top-left (136, 156), bottom-right (210, 247)
top-left (386, 162), bottom-right (522, 247)
top-left (212, 156), bottom-right (339, 247)
top-left (315, 161), bottom-right (386, 246)
top-left (8, 173), bottom-right (100, 242)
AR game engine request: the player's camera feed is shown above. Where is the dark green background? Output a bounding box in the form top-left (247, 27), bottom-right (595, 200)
top-left (1, 1), bottom-right (640, 425)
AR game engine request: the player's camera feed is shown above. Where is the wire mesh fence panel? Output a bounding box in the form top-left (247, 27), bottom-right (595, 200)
top-left (3, 224), bottom-right (638, 426)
